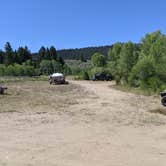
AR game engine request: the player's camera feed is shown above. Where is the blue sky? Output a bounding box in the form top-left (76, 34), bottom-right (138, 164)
top-left (0, 0), bottom-right (165, 52)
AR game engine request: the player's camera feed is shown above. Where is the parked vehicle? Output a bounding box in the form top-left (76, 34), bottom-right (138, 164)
top-left (161, 91), bottom-right (166, 107)
top-left (92, 73), bottom-right (112, 81)
top-left (49, 73), bottom-right (68, 85)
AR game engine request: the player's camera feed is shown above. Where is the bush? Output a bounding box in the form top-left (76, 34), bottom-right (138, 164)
top-left (146, 77), bottom-right (163, 92)
top-left (0, 64), bottom-right (37, 76)
top-left (23, 65), bottom-right (36, 76)
top-left (0, 65), bottom-right (5, 76)
top-left (91, 52), bottom-right (106, 67)
top-left (82, 71), bottom-right (90, 80)
top-left (39, 60), bottom-right (65, 75)
top-left (128, 56), bottom-right (156, 87)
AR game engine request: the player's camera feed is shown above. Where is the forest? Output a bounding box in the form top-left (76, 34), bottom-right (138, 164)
top-left (57, 45), bottom-right (112, 60)
top-left (0, 30), bottom-right (166, 92)
top-left (0, 43), bottom-right (71, 76)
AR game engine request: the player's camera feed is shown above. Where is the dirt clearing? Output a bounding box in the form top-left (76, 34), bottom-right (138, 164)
top-left (0, 80), bottom-right (166, 166)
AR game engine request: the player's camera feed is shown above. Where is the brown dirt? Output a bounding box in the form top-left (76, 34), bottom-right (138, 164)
top-left (0, 80), bottom-right (166, 166)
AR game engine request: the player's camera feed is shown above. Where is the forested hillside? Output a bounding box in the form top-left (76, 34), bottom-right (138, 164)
top-left (57, 45), bottom-right (112, 60)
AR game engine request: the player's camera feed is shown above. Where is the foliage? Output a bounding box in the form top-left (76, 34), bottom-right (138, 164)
top-left (4, 42), bottom-right (14, 66)
top-left (17, 46), bottom-right (32, 64)
top-left (117, 42), bottom-right (139, 84)
top-left (91, 52), bottom-right (106, 67)
top-left (0, 50), bottom-right (4, 64)
top-left (39, 60), bottom-right (61, 75)
top-left (107, 30), bottom-right (166, 92)
top-left (0, 30), bottom-right (166, 93)
top-left (82, 71), bottom-right (90, 80)
top-left (0, 64), bottom-right (36, 76)
top-left (65, 60), bottom-right (92, 76)
top-left (57, 46), bottom-right (112, 60)
top-left (0, 42), bottom-right (66, 76)
top-left (80, 55), bottom-right (86, 62)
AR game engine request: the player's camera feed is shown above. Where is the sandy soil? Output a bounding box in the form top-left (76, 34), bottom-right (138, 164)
top-left (0, 80), bottom-right (166, 166)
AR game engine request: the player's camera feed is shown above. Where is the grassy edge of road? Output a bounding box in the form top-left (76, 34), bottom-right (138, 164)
top-left (110, 84), bottom-right (160, 96)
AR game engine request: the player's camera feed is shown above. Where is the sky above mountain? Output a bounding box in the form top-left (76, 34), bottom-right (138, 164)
top-left (0, 0), bottom-right (165, 51)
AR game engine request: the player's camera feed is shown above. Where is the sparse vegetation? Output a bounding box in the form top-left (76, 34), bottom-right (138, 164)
top-left (0, 81), bottom-right (87, 113)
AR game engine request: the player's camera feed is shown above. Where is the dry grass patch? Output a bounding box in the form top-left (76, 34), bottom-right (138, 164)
top-left (0, 81), bottom-right (88, 113)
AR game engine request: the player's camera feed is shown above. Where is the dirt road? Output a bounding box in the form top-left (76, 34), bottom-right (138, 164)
top-left (0, 80), bottom-right (166, 166)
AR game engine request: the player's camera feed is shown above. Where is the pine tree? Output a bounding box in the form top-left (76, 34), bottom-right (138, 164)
top-left (50, 46), bottom-right (57, 60)
top-left (45, 48), bottom-right (51, 60)
top-left (37, 46), bottom-right (46, 65)
top-left (0, 50), bottom-right (4, 64)
top-left (4, 42), bottom-right (14, 66)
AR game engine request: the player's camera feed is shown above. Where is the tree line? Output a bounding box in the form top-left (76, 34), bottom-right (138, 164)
top-left (0, 43), bottom-right (70, 76)
top-left (0, 30), bottom-right (165, 92)
top-left (83, 31), bottom-right (166, 92)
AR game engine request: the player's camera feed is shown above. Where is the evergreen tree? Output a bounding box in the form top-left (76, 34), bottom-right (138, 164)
top-left (24, 46), bottom-right (32, 62)
top-left (45, 48), bottom-right (51, 60)
top-left (50, 46), bottom-right (57, 60)
top-left (0, 50), bottom-right (4, 64)
top-left (17, 46), bottom-right (32, 64)
top-left (13, 50), bottom-right (18, 64)
top-left (4, 42), bottom-right (14, 66)
top-left (38, 46), bottom-right (46, 65)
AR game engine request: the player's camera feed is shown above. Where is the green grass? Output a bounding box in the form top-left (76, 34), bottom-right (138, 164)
top-left (111, 84), bottom-right (158, 96)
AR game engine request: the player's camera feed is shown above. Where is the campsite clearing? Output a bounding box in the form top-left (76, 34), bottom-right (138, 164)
top-left (0, 80), bottom-right (166, 166)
